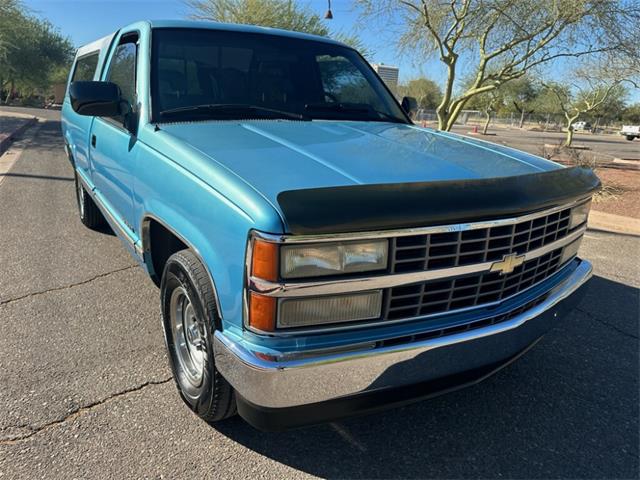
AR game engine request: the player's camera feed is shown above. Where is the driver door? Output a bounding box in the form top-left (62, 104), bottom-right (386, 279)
top-left (90, 30), bottom-right (140, 237)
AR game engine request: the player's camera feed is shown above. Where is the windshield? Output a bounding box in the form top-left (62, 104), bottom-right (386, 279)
top-left (151, 28), bottom-right (407, 123)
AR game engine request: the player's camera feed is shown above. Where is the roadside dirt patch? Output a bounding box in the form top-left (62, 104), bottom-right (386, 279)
top-left (592, 169), bottom-right (640, 219)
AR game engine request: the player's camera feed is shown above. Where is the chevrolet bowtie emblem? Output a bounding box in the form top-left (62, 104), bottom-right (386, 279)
top-left (490, 253), bottom-right (525, 275)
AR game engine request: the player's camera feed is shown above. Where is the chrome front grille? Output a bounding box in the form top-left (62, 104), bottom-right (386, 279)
top-left (390, 207), bottom-right (571, 273)
top-left (385, 247), bottom-right (567, 321)
top-left (378, 291), bottom-right (552, 348)
top-left (383, 206), bottom-right (574, 321)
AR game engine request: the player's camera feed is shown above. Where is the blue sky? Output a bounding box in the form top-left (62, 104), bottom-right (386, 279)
top-left (24, 0), bottom-right (438, 82)
top-left (24, 0), bottom-right (638, 103)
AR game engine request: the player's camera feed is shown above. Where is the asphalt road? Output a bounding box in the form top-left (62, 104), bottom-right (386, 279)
top-left (0, 110), bottom-right (638, 479)
top-left (449, 124), bottom-right (639, 162)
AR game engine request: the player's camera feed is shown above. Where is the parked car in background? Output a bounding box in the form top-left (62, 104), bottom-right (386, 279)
top-left (573, 121), bottom-right (592, 132)
top-left (621, 125), bottom-right (639, 141)
top-left (61, 20), bottom-right (599, 430)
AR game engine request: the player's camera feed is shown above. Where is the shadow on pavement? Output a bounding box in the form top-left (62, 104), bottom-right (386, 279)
top-left (29, 119), bottom-right (64, 150)
top-left (6, 120), bottom-right (116, 238)
top-left (213, 274), bottom-right (638, 479)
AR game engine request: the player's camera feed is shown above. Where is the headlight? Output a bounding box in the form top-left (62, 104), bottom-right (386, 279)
top-left (278, 291), bottom-right (383, 328)
top-left (569, 200), bottom-right (591, 229)
top-left (280, 240), bottom-right (388, 279)
top-left (247, 236), bottom-right (389, 332)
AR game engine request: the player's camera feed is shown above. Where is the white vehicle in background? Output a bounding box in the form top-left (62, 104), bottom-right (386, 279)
top-left (621, 125), bottom-right (639, 141)
top-left (573, 121), bottom-right (592, 132)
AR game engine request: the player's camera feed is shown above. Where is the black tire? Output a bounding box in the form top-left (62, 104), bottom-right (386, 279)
top-left (626, 135), bottom-right (635, 141)
top-left (160, 249), bottom-right (236, 422)
top-left (74, 170), bottom-right (104, 229)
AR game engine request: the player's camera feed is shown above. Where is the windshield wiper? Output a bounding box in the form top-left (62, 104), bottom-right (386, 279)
top-left (159, 104), bottom-right (310, 121)
top-left (304, 103), bottom-right (406, 123)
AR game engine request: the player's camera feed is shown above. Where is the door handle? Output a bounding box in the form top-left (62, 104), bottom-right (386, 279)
top-left (91, 134), bottom-right (96, 148)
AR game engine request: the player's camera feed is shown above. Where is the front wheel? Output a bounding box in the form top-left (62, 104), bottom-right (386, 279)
top-left (160, 249), bottom-right (236, 422)
top-left (626, 135), bottom-right (636, 141)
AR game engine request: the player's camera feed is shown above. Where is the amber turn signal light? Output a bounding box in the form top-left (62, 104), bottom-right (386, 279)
top-left (252, 239), bottom-right (278, 281)
top-left (249, 292), bottom-right (276, 332)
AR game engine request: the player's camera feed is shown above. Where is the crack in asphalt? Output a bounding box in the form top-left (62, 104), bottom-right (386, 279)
top-left (0, 378), bottom-right (172, 445)
top-left (576, 306), bottom-right (639, 340)
top-left (0, 264), bottom-right (139, 306)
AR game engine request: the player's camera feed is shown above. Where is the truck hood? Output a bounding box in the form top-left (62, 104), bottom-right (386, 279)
top-left (159, 120), bottom-right (560, 209)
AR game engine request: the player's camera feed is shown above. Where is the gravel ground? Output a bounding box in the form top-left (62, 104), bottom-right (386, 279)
top-left (592, 169), bottom-right (640, 218)
top-left (0, 109), bottom-right (638, 479)
top-left (449, 125), bottom-right (640, 218)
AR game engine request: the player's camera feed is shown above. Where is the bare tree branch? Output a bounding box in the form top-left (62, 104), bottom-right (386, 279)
top-left (359, 0), bottom-right (640, 130)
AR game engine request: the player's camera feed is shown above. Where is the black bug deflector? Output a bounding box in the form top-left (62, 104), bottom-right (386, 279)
top-left (276, 167), bottom-right (601, 235)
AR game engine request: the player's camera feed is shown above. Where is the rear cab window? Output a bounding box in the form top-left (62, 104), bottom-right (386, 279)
top-left (71, 52), bottom-right (99, 82)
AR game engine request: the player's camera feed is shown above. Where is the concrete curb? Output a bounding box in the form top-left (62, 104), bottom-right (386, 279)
top-left (588, 210), bottom-right (640, 237)
top-left (0, 116), bottom-right (43, 189)
top-left (0, 116), bottom-right (37, 156)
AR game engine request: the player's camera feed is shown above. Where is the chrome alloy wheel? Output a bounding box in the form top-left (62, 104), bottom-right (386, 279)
top-left (169, 286), bottom-right (205, 387)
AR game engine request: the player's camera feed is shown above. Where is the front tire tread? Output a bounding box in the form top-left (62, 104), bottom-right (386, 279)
top-left (161, 249), bottom-right (236, 423)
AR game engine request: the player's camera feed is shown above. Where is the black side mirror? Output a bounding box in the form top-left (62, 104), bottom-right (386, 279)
top-left (69, 81), bottom-right (121, 117)
top-left (401, 96), bottom-right (418, 116)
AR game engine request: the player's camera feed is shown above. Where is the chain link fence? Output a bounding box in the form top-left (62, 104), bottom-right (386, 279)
top-left (414, 110), bottom-right (623, 134)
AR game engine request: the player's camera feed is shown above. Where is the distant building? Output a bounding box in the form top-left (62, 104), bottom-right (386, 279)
top-left (371, 63), bottom-right (399, 93)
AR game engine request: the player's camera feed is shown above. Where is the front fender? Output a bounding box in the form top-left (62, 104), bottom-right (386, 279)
top-left (140, 211), bottom-right (227, 319)
top-left (134, 140), bottom-right (283, 334)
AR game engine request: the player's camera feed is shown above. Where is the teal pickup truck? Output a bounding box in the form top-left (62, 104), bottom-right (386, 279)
top-left (61, 20), bottom-right (599, 430)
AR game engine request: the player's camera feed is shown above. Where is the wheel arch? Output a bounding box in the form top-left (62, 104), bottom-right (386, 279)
top-left (141, 214), bottom-right (225, 327)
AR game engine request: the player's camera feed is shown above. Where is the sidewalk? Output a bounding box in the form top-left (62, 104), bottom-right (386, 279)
top-left (588, 210), bottom-right (640, 237)
top-left (0, 110), bottom-right (38, 156)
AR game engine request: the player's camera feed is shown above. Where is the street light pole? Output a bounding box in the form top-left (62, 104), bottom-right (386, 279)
top-left (325, 0), bottom-right (333, 19)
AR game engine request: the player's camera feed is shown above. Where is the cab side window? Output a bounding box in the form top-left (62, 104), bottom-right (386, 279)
top-left (72, 52), bottom-right (99, 82)
top-left (106, 35), bottom-right (138, 123)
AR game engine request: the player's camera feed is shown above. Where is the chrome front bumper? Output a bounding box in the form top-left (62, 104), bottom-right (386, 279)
top-left (214, 259), bottom-right (592, 412)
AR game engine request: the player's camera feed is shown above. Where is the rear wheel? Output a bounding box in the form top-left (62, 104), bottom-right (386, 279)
top-left (160, 249), bottom-right (236, 422)
top-left (74, 171), bottom-right (104, 229)
top-left (626, 135), bottom-right (635, 141)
